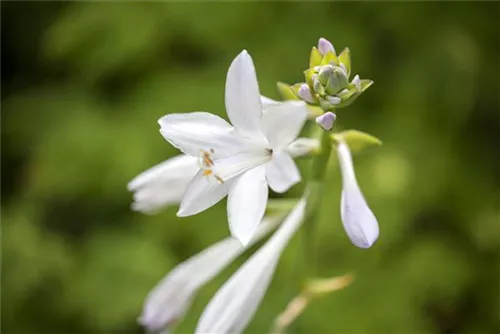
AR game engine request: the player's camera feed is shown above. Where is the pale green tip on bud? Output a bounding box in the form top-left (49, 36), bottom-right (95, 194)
top-left (298, 84), bottom-right (316, 104)
top-left (315, 112), bottom-right (336, 131)
top-left (318, 37), bottom-right (335, 56)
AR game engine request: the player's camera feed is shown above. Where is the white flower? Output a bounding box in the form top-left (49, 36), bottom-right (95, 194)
top-left (337, 140), bottom-right (379, 248)
top-left (139, 216), bottom-right (282, 332)
top-left (159, 50), bottom-right (308, 245)
top-left (128, 97), bottom-right (318, 215)
top-left (195, 199), bottom-right (306, 334)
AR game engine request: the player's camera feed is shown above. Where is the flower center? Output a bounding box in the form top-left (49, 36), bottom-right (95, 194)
top-left (200, 149), bottom-right (224, 184)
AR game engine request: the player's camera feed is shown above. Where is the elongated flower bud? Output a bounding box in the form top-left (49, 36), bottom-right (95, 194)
top-left (336, 141), bottom-right (379, 248)
top-left (297, 84), bottom-right (315, 103)
top-left (195, 199), bottom-right (306, 334)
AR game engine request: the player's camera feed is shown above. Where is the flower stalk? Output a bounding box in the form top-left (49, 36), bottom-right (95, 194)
top-left (301, 116), bottom-right (334, 280)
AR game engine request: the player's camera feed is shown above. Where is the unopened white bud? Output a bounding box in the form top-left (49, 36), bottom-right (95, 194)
top-left (318, 37), bottom-right (336, 56)
top-left (297, 84), bottom-right (315, 103)
top-left (315, 112), bottom-right (336, 131)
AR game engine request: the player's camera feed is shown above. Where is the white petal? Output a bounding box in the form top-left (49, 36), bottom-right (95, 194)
top-left (213, 150), bottom-right (271, 182)
top-left (177, 169), bottom-right (231, 217)
top-left (266, 151), bottom-right (301, 193)
top-left (285, 138), bottom-right (320, 158)
top-left (260, 95), bottom-right (280, 107)
top-left (195, 199), bottom-right (306, 334)
top-left (158, 112), bottom-right (247, 158)
top-left (225, 50), bottom-right (264, 138)
top-left (140, 217), bottom-right (281, 332)
top-left (337, 141), bottom-right (379, 248)
top-left (227, 166), bottom-right (268, 246)
top-left (128, 155), bottom-right (199, 214)
top-left (261, 100), bottom-right (308, 149)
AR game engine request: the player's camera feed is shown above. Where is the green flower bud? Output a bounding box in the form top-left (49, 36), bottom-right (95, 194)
top-left (283, 39), bottom-right (373, 111)
top-left (325, 66), bottom-right (349, 95)
top-left (318, 65), bottom-right (334, 85)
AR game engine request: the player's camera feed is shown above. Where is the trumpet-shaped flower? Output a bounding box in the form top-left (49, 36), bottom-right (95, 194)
top-left (139, 216), bottom-right (282, 332)
top-left (195, 199), bottom-right (306, 334)
top-left (336, 140), bottom-right (379, 248)
top-left (128, 97), bottom-right (318, 214)
top-left (159, 50), bottom-right (308, 245)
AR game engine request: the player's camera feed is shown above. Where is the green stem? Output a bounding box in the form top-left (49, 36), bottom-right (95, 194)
top-left (301, 127), bottom-right (333, 279)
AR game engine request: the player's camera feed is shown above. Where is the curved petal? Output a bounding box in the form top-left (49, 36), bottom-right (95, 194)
top-left (337, 141), bottom-right (379, 248)
top-left (128, 155), bottom-right (198, 191)
top-left (195, 199), bottom-right (306, 334)
top-left (227, 165), bottom-right (268, 246)
top-left (225, 50), bottom-right (264, 139)
top-left (177, 169), bottom-right (231, 217)
top-left (266, 151), bottom-right (301, 193)
top-left (128, 155), bottom-right (199, 214)
top-left (261, 101), bottom-right (308, 149)
top-left (159, 112), bottom-right (247, 158)
top-left (213, 150), bottom-right (271, 182)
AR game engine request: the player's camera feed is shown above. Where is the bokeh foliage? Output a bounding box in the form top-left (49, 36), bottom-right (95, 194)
top-left (2, 2), bottom-right (499, 333)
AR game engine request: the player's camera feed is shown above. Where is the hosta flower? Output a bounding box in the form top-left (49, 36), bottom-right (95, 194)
top-left (128, 98), bottom-right (318, 215)
top-left (336, 140), bottom-right (379, 248)
top-left (159, 50), bottom-right (308, 245)
top-left (139, 216), bottom-right (282, 332)
top-left (195, 199), bottom-right (306, 333)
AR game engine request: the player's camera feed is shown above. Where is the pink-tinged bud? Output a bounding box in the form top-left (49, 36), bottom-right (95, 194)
top-left (315, 112), bottom-right (337, 131)
top-left (298, 84), bottom-right (315, 103)
top-left (318, 37), bottom-right (336, 56)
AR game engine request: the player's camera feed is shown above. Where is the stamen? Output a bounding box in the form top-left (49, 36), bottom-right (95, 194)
top-left (214, 175), bottom-right (224, 184)
top-left (203, 169), bottom-right (213, 176)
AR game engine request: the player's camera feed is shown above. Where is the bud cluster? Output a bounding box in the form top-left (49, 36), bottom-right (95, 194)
top-left (279, 38), bottom-right (373, 111)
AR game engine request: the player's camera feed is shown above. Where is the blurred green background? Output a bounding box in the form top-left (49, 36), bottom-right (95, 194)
top-left (2, 2), bottom-right (499, 333)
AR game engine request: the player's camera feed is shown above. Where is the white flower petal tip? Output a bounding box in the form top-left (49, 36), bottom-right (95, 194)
top-left (127, 155), bottom-right (199, 214)
top-left (195, 199), bottom-right (306, 334)
top-left (140, 217), bottom-right (281, 332)
top-left (337, 141), bottom-right (379, 249)
top-left (318, 37), bottom-right (335, 55)
top-left (225, 50), bottom-right (264, 139)
top-left (315, 112), bottom-right (337, 131)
